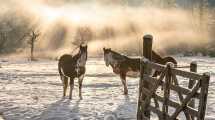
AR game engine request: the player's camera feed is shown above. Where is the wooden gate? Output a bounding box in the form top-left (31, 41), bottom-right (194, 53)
top-left (137, 35), bottom-right (210, 120)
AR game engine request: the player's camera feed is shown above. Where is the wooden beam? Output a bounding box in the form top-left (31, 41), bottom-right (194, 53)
top-left (143, 75), bottom-right (200, 98)
top-left (170, 80), bottom-right (201, 119)
top-left (154, 94), bottom-right (199, 117)
top-left (162, 63), bottom-right (171, 119)
top-left (198, 73), bottom-right (210, 120)
top-left (189, 61), bottom-right (197, 120)
top-left (172, 69), bottom-right (202, 80)
top-left (145, 60), bottom-right (202, 80)
top-left (171, 69), bottom-right (192, 120)
top-left (149, 105), bottom-right (171, 119)
top-left (140, 34), bottom-right (153, 119)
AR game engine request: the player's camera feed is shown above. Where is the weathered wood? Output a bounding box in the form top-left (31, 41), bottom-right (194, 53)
top-left (148, 60), bottom-right (201, 80)
top-left (189, 61), bottom-right (197, 120)
top-left (141, 34), bottom-right (153, 119)
top-left (171, 69), bottom-right (192, 120)
top-left (137, 59), bottom-right (144, 120)
top-left (189, 61), bottom-right (197, 88)
top-left (154, 94), bottom-right (199, 117)
top-left (143, 75), bottom-right (200, 98)
top-left (143, 75), bottom-right (161, 88)
top-left (141, 60), bottom-right (151, 119)
top-left (197, 73), bottom-right (210, 120)
top-left (162, 63), bottom-right (171, 119)
top-left (141, 68), bottom-right (167, 109)
top-left (169, 84), bottom-right (200, 98)
top-left (172, 68), bottom-right (202, 80)
top-left (149, 62), bottom-right (166, 72)
top-left (153, 97), bottom-right (160, 109)
top-left (137, 35), bottom-right (210, 120)
top-left (147, 61), bottom-right (201, 80)
top-left (149, 105), bottom-right (171, 119)
top-left (170, 80), bottom-right (201, 119)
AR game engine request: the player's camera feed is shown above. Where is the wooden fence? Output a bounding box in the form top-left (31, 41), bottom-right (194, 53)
top-left (137, 35), bottom-right (210, 120)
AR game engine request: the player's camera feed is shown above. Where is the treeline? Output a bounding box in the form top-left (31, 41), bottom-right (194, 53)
top-left (0, 0), bottom-right (215, 58)
top-left (0, 11), bottom-right (32, 54)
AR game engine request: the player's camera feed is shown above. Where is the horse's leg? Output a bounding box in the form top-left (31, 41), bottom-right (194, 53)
top-left (62, 76), bottom-right (68, 97)
top-left (120, 72), bottom-right (128, 95)
top-left (78, 75), bottom-right (84, 100)
top-left (69, 77), bottom-right (75, 100)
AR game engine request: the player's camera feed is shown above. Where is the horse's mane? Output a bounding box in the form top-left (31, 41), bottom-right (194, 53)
top-left (109, 50), bottom-right (129, 59)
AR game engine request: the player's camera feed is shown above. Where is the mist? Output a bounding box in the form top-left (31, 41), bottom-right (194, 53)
top-left (0, 0), bottom-right (210, 58)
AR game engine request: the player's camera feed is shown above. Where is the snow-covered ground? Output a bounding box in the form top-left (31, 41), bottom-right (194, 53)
top-left (0, 57), bottom-right (214, 120)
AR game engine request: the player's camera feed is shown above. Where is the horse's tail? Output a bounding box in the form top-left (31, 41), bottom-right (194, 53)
top-left (58, 60), bottom-right (63, 80)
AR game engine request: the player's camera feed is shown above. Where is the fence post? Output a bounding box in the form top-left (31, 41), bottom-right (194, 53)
top-left (188, 61), bottom-right (197, 119)
top-left (137, 58), bottom-right (144, 120)
top-left (141, 34), bottom-right (153, 119)
top-left (198, 73), bottom-right (210, 120)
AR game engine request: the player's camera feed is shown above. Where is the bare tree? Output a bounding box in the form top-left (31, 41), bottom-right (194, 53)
top-left (28, 30), bottom-right (40, 61)
top-left (73, 26), bottom-right (93, 45)
top-left (0, 32), bottom-right (7, 53)
top-left (199, 0), bottom-right (209, 29)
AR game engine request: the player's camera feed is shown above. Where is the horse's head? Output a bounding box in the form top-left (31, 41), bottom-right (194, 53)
top-left (103, 48), bottom-right (112, 67)
top-left (78, 44), bottom-right (88, 66)
top-left (79, 44), bottom-right (87, 55)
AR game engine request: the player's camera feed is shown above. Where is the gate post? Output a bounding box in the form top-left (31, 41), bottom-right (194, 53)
top-left (198, 73), bottom-right (210, 120)
top-left (141, 34), bottom-right (153, 119)
top-left (189, 61), bottom-right (197, 119)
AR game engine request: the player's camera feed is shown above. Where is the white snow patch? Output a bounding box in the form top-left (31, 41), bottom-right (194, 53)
top-left (0, 57), bottom-right (214, 120)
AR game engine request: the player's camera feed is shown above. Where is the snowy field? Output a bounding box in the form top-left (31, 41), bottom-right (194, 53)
top-left (0, 57), bottom-right (215, 120)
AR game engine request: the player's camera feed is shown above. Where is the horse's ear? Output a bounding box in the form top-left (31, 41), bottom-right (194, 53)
top-left (103, 47), bottom-right (105, 51)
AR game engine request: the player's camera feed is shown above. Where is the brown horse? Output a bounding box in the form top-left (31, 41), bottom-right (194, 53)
top-left (58, 45), bottom-right (87, 99)
top-left (103, 48), bottom-right (177, 95)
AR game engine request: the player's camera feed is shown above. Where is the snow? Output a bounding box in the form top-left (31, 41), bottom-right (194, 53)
top-left (0, 57), bottom-right (215, 120)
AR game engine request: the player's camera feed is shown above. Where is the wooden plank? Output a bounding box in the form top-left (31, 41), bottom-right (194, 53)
top-left (153, 97), bottom-right (160, 109)
top-left (197, 73), bottom-right (210, 120)
top-left (172, 69), bottom-right (202, 80)
top-left (142, 87), bottom-right (151, 95)
top-left (162, 63), bottom-right (171, 119)
top-left (143, 75), bottom-right (160, 87)
top-left (148, 61), bottom-right (165, 72)
top-left (145, 60), bottom-right (202, 80)
top-left (171, 70), bottom-right (192, 120)
top-left (141, 60), bottom-right (151, 119)
top-left (139, 34), bottom-right (153, 120)
top-left (170, 80), bottom-right (201, 119)
top-left (137, 60), bottom-right (144, 120)
top-left (143, 74), bottom-right (200, 98)
top-left (169, 84), bottom-right (200, 98)
top-left (140, 68), bottom-right (167, 119)
top-left (149, 105), bottom-right (171, 119)
top-left (154, 94), bottom-right (199, 117)
top-left (189, 61), bottom-right (197, 120)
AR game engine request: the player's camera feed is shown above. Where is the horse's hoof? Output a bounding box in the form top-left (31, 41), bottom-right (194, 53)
top-left (124, 91), bottom-right (128, 95)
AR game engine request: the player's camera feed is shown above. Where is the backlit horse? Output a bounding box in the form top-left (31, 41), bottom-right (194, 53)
top-left (103, 48), bottom-right (177, 95)
top-left (58, 45), bottom-right (88, 99)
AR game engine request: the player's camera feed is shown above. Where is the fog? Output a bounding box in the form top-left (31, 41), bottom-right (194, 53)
top-left (0, 0), bottom-right (209, 58)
